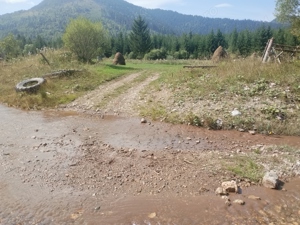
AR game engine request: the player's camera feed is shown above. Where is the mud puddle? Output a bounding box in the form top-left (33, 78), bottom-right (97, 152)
top-left (76, 178), bottom-right (300, 224)
top-left (1, 105), bottom-right (300, 224)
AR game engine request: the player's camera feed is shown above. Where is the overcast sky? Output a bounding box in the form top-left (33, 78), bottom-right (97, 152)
top-left (0, 0), bottom-right (276, 21)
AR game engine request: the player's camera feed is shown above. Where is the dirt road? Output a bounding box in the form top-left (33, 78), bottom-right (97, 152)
top-left (66, 71), bottom-right (159, 116)
top-left (1, 71), bottom-right (300, 224)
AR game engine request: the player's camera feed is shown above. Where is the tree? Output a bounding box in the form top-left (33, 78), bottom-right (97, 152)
top-left (129, 15), bottom-right (152, 59)
top-left (229, 28), bottom-right (239, 53)
top-left (206, 30), bottom-right (218, 53)
top-left (275, 0), bottom-right (300, 38)
top-left (237, 30), bottom-right (252, 56)
top-left (0, 34), bottom-right (21, 59)
top-left (62, 17), bottom-right (109, 63)
top-left (114, 32), bottom-right (125, 54)
top-left (274, 28), bottom-right (286, 44)
top-left (253, 26), bottom-right (273, 52)
top-left (34, 35), bottom-right (47, 50)
top-left (215, 29), bottom-right (227, 48)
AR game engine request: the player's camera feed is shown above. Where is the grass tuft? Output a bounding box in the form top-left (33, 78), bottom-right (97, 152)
top-left (226, 156), bottom-right (264, 182)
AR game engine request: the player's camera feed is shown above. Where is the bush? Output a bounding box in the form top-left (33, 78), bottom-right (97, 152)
top-left (128, 52), bottom-right (137, 59)
top-left (62, 17), bottom-right (109, 63)
top-left (173, 50), bottom-right (189, 59)
top-left (144, 48), bottom-right (167, 60)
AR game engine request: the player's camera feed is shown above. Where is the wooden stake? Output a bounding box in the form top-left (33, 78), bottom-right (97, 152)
top-left (40, 53), bottom-right (50, 66)
top-left (262, 38), bottom-right (274, 63)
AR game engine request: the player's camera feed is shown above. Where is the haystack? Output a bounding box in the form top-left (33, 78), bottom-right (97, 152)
top-left (113, 52), bottom-right (126, 65)
top-left (212, 46), bottom-right (226, 63)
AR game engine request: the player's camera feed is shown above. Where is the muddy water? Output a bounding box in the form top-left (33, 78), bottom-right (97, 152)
top-left (0, 105), bottom-right (300, 224)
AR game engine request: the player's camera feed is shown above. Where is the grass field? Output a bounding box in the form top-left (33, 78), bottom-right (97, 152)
top-left (1, 51), bottom-right (299, 135)
top-left (0, 51), bottom-right (137, 109)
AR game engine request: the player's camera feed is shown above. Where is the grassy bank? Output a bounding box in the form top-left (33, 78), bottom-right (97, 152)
top-left (1, 51), bottom-right (300, 135)
top-left (139, 59), bottom-right (300, 135)
top-left (0, 51), bottom-right (139, 109)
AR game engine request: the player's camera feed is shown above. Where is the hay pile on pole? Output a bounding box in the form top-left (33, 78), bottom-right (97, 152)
top-left (212, 46), bottom-right (226, 63)
top-left (113, 52), bottom-right (126, 65)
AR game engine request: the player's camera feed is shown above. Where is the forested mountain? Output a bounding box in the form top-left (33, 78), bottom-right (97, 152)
top-left (0, 0), bottom-right (282, 40)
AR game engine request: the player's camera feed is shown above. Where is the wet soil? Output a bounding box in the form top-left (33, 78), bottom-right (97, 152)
top-left (1, 105), bottom-right (300, 224)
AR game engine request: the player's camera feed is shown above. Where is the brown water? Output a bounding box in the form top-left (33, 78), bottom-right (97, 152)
top-left (0, 105), bottom-right (300, 225)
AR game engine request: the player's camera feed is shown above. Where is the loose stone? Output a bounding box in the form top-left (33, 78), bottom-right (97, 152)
top-left (222, 180), bottom-right (238, 193)
top-left (262, 171), bottom-right (279, 189)
top-left (233, 199), bottom-right (245, 205)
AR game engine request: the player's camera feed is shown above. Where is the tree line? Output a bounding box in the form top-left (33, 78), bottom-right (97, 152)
top-left (0, 16), bottom-right (299, 62)
top-left (110, 19), bottom-right (299, 60)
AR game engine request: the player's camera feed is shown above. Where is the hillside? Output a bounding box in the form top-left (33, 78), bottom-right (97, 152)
top-left (0, 0), bottom-right (282, 39)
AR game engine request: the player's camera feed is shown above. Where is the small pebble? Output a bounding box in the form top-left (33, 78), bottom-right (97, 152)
top-left (233, 199), bottom-right (245, 205)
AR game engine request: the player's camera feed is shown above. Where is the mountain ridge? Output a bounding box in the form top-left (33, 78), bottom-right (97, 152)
top-left (0, 0), bottom-right (282, 40)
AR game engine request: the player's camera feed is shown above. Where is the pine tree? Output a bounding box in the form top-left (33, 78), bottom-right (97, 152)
top-left (229, 28), bottom-right (238, 53)
top-left (237, 31), bottom-right (246, 56)
top-left (215, 29), bottom-right (227, 48)
top-left (253, 26), bottom-right (273, 53)
top-left (198, 36), bottom-right (208, 58)
top-left (115, 32), bottom-right (124, 54)
top-left (274, 28), bottom-right (285, 45)
top-left (206, 30), bottom-right (217, 53)
top-left (34, 35), bottom-right (47, 50)
top-left (172, 38), bottom-right (180, 52)
top-left (129, 15), bottom-right (152, 59)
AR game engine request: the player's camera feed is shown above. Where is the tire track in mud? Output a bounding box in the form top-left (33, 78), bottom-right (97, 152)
top-left (104, 73), bottom-right (160, 116)
top-left (66, 72), bottom-right (143, 111)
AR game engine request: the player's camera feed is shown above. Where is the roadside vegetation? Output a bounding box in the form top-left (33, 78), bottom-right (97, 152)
top-left (224, 144), bottom-right (300, 182)
top-left (140, 59), bottom-right (300, 135)
top-left (0, 1), bottom-right (299, 187)
top-left (0, 51), bottom-right (137, 109)
top-left (1, 52), bottom-right (299, 135)
top-left (0, 3), bottom-right (300, 136)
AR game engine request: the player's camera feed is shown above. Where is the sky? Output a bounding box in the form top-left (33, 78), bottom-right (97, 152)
top-left (0, 0), bottom-right (276, 21)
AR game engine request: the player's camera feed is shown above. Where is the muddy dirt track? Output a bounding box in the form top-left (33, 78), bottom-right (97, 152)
top-left (1, 72), bottom-right (300, 224)
top-left (1, 104), bottom-right (300, 225)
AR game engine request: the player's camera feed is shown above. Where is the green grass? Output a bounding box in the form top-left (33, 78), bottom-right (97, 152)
top-left (155, 60), bottom-right (300, 100)
top-left (0, 52), bottom-right (138, 109)
top-left (223, 144), bottom-right (300, 183)
top-left (138, 59), bottom-right (300, 135)
top-left (1, 52), bottom-right (300, 135)
top-left (226, 156), bottom-right (264, 182)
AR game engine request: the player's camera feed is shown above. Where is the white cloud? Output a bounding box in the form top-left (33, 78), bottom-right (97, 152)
top-left (215, 3), bottom-right (232, 8)
top-left (2, 0), bottom-right (29, 3)
top-left (125, 0), bottom-right (182, 9)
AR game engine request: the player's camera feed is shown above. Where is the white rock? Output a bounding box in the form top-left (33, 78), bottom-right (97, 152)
top-left (215, 187), bottom-right (228, 196)
top-left (231, 109), bottom-right (241, 116)
top-left (222, 180), bottom-right (239, 193)
top-left (262, 171), bottom-right (279, 189)
top-left (233, 199), bottom-right (245, 205)
top-left (249, 130), bottom-right (256, 135)
top-left (141, 118), bottom-right (147, 123)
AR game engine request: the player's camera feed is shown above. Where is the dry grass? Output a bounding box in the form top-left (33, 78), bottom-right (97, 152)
top-left (0, 51), bottom-right (137, 109)
top-left (140, 59), bottom-right (300, 135)
top-left (1, 53), bottom-right (300, 135)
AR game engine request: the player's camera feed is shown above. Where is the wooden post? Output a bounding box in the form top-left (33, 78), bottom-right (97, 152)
top-left (262, 38), bottom-right (274, 63)
top-left (40, 53), bottom-right (50, 66)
